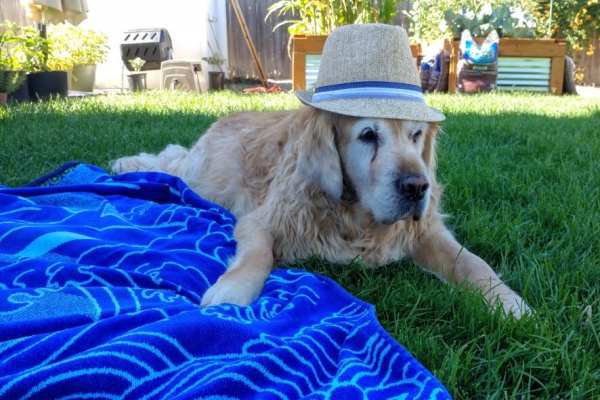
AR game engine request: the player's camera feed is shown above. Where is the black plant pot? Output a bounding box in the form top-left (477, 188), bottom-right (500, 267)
top-left (208, 71), bottom-right (225, 91)
top-left (9, 78), bottom-right (30, 103)
top-left (28, 71), bottom-right (69, 101)
top-left (128, 73), bottom-right (147, 92)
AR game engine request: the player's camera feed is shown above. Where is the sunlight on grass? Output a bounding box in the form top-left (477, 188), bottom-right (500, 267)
top-left (1, 91), bottom-right (599, 398)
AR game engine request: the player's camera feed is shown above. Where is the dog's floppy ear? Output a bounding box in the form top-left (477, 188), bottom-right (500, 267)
top-left (295, 108), bottom-right (343, 200)
top-left (422, 123), bottom-right (439, 174)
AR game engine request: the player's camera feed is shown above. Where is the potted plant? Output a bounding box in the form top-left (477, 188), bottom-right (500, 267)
top-left (0, 22), bottom-right (32, 104)
top-left (266, 0), bottom-right (412, 90)
top-left (433, 3), bottom-right (567, 94)
top-left (202, 53), bottom-right (226, 91)
top-left (11, 24), bottom-right (48, 102)
top-left (127, 57), bottom-right (147, 92)
top-left (443, 4), bottom-right (536, 40)
top-left (267, 0), bottom-right (400, 36)
top-left (70, 25), bottom-right (109, 92)
top-left (27, 23), bottom-right (74, 101)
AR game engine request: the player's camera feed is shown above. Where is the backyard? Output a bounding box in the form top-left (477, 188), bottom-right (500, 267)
top-left (1, 91), bottom-right (599, 398)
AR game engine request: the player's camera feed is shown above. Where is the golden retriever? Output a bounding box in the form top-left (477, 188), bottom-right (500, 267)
top-left (112, 106), bottom-right (530, 318)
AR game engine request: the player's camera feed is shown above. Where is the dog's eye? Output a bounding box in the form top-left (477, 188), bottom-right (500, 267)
top-left (359, 128), bottom-right (378, 144)
top-left (411, 129), bottom-right (422, 142)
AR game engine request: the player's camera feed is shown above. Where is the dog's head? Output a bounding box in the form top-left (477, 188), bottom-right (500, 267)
top-left (297, 107), bottom-right (439, 224)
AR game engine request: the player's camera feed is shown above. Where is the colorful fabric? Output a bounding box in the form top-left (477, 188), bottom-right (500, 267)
top-left (0, 163), bottom-right (451, 399)
top-left (459, 30), bottom-right (499, 65)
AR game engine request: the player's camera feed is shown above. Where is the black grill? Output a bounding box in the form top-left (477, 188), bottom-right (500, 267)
top-left (120, 28), bottom-right (173, 71)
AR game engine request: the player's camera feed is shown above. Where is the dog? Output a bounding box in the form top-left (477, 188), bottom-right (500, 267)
top-left (112, 106), bottom-right (530, 318)
top-left (113, 23), bottom-right (530, 318)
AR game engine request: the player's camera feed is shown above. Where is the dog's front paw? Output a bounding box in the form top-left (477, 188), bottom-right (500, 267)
top-left (495, 291), bottom-right (532, 319)
top-left (200, 271), bottom-right (264, 307)
top-left (111, 157), bottom-right (139, 174)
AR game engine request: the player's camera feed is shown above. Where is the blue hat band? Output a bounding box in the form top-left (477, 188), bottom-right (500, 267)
top-left (312, 81), bottom-right (425, 103)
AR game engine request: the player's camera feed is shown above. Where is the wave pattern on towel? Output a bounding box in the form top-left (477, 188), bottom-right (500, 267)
top-left (0, 163), bottom-right (451, 399)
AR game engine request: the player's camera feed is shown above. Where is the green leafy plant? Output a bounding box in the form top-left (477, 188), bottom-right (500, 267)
top-left (44, 23), bottom-right (76, 71)
top-left (266, 0), bottom-right (400, 36)
top-left (68, 25), bottom-right (109, 65)
top-left (18, 25), bottom-right (48, 72)
top-left (0, 22), bottom-right (43, 92)
top-left (17, 23), bottom-right (109, 73)
top-left (404, 0), bottom-right (539, 41)
top-left (0, 22), bottom-right (44, 72)
top-left (128, 57), bottom-right (146, 73)
top-left (533, 0), bottom-right (600, 53)
top-left (444, 4), bottom-right (536, 38)
top-left (202, 53), bottom-right (226, 72)
top-left (0, 23), bottom-right (22, 71)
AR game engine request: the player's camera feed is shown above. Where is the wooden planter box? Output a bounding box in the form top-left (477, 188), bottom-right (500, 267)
top-left (292, 35), bottom-right (422, 91)
top-left (446, 38), bottom-right (567, 94)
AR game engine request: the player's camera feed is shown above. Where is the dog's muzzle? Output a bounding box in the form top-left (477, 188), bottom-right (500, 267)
top-left (396, 174), bottom-right (429, 221)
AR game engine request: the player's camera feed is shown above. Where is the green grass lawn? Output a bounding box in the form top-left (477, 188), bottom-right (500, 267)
top-left (1, 91), bottom-right (599, 398)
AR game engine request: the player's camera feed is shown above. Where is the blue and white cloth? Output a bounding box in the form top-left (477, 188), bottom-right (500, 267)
top-left (0, 163), bottom-right (451, 399)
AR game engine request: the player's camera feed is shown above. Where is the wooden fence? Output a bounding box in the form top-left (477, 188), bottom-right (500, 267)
top-left (226, 0), bottom-right (291, 81)
top-left (573, 36), bottom-right (600, 86)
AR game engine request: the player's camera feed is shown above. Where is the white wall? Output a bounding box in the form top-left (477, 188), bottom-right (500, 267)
top-left (81, 0), bottom-right (228, 90)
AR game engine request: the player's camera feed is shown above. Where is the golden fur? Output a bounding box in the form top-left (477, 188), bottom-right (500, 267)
top-left (113, 106), bottom-right (530, 317)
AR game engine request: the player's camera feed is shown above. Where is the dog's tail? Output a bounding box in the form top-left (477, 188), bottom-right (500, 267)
top-left (111, 144), bottom-right (190, 177)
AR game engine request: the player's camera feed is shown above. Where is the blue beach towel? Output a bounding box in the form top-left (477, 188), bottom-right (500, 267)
top-left (0, 163), bottom-right (451, 399)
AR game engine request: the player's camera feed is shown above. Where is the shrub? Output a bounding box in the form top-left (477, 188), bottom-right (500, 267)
top-left (267, 0), bottom-right (400, 35)
top-left (68, 25), bottom-right (109, 65)
top-left (0, 22), bottom-right (45, 72)
top-left (444, 4), bottom-right (536, 39)
top-left (18, 23), bottom-right (110, 72)
top-left (534, 0), bottom-right (600, 53)
top-left (44, 23), bottom-right (75, 71)
top-left (405, 0), bottom-right (539, 42)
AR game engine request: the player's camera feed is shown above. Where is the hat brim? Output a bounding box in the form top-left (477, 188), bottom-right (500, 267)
top-left (296, 90), bottom-right (445, 122)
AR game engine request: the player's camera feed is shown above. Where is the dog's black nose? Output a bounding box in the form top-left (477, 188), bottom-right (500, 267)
top-left (397, 174), bottom-right (429, 201)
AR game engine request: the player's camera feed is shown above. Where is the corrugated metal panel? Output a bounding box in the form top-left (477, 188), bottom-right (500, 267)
top-left (497, 86), bottom-right (549, 92)
top-left (497, 79), bottom-right (548, 85)
top-left (305, 54), bottom-right (321, 90)
top-left (497, 57), bottom-right (550, 91)
top-left (499, 58), bottom-right (551, 67)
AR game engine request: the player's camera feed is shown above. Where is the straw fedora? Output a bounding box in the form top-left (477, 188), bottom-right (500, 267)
top-left (297, 24), bottom-right (445, 122)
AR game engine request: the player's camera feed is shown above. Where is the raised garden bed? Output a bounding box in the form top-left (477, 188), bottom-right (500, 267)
top-left (446, 38), bottom-right (567, 94)
top-left (292, 35), bottom-right (422, 91)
